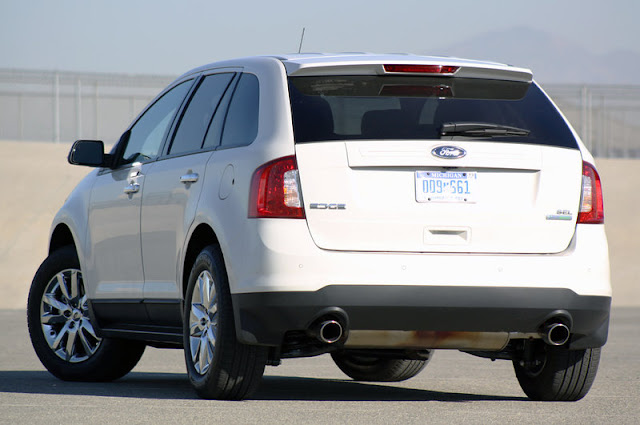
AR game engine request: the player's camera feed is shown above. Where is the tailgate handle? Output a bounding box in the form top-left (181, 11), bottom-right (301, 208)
top-left (430, 230), bottom-right (466, 236)
top-left (424, 227), bottom-right (470, 245)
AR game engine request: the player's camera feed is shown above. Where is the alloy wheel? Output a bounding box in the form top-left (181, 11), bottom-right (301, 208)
top-left (40, 269), bottom-right (101, 363)
top-left (188, 270), bottom-right (218, 375)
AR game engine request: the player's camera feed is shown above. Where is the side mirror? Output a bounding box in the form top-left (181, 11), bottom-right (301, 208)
top-left (68, 140), bottom-right (111, 167)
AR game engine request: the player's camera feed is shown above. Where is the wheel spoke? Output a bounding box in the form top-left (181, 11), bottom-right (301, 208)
top-left (77, 328), bottom-right (98, 355)
top-left (51, 322), bottom-right (70, 350)
top-left (204, 274), bottom-right (216, 310)
top-left (43, 293), bottom-right (70, 313)
top-left (197, 274), bottom-right (207, 306)
top-left (206, 337), bottom-right (214, 369)
top-left (208, 300), bottom-right (217, 317)
top-left (207, 290), bottom-right (217, 313)
top-left (79, 294), bottom-right (89, 311)
top-left (56, 272), bottom-right (71, 299)
top-left (202, 274), bottom-right (210, 306)
top-left (189, 334), bottom-right (199, 362)
top-left (65, 326), bottom-right (78, 360)
top-left (41, 313), bottom-right (66, 325)
top-left (190, 319), bottom-right (202, 334)
top-left (190, 303), bottom-right (207, 325)
top-left (69, 270), bottom-right (80, 299)
top-left (80, 319), bottom-right (99, 340)
top-left (77, 328), bottom-right (92, 354)
top-left (207, 323), bottom-right (216, 348)
top-left (198, 333), bottom-right (210, 373)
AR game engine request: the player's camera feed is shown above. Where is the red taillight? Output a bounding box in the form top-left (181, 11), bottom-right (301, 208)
top-left (249, 156), bottom-right (305, 219)
top-left (383, 64), bottom-right (460, 74)
top-left (578, 162), bottom-right (604, 224)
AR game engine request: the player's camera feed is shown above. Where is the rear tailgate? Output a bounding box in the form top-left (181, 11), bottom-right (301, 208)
top-left (297, 140), bottom-right (582, 253)
top-left (287, 65), bottom-right (583, 254)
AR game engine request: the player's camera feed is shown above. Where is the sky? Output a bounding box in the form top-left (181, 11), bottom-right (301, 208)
top-left (1, 0), bottom-right (639, 75)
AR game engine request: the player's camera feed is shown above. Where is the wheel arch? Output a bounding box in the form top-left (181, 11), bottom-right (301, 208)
top-left (49, 223), bottom-right (78, 255)
top-left (181, 223), bottom-right (221, 300)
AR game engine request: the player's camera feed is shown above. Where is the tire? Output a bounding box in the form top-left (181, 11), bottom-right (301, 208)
top-left (27, 246), bottom-right (146, 382)
top-left (331, 350), bottom-right (431, 382)
top-left (513, 342), bottom-right (601, 401)
top-left (183, 245), bottom-right (267, 400)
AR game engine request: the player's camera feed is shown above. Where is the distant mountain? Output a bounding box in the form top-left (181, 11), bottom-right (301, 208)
top-left (428, 27), bottom-right (640, 85)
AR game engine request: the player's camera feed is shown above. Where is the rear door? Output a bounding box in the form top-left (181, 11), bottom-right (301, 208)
top-left (140, 72), bottom-right (236, 315)
top-left (290, 74), bottom-right (583, 254)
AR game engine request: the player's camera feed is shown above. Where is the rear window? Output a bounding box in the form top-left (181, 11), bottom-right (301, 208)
top-left (288, 75), bottom-right (578, 149)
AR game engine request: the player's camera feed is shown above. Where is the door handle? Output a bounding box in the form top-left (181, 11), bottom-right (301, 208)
top-left (180, 173), bottom-right (199, 184)
top-left (124, 183), bottom-right (140, 194)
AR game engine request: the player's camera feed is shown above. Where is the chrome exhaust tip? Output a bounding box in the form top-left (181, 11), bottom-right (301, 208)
top-left (541, 322), bottom-right (571, 346)
top-left (317, 320), bottom-right (343, 344)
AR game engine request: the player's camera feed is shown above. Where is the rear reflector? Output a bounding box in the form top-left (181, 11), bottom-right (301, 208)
top-left (383, 64), bottom-right (460, 74)
top-left (578, 162), bottom-right (604, 224)
top-left (249, 156), bottom-right (305, 219)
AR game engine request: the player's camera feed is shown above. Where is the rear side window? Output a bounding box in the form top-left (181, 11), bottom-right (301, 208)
top-left (219, 73), bottom-right (259, 149)
top-left (288, 76), bottom-right (578, 149)
top-left (168, 73), bottom-right (235, 155)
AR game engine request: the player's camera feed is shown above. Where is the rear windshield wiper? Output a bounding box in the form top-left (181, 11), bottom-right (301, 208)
top-left (441, 122), bottom-right (530, 137)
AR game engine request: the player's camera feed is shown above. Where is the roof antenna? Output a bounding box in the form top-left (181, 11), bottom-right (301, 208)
top-left (297, 27), bottom-right (306, 53)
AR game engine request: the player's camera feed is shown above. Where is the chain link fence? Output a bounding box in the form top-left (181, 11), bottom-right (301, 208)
top-left (0, 69), bottom-right (173, 144)
top-left (1, 69), bottom-right (639, 157)
top-left (542, 83), bottom-right (640, 158)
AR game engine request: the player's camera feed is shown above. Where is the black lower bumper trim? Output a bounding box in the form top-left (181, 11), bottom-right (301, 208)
top-left (232, 286), bottom-right (610, 350)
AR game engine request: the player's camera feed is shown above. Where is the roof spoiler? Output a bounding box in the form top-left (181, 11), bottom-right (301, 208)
top-left (284, 61), bottom-right (532, 83)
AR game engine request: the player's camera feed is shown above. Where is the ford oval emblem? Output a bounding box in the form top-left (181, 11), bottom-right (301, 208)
top-left (431, 145), bottom-right (466, 159)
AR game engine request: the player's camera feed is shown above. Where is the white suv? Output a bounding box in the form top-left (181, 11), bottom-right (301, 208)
top-left (27, 54), bottom-right (611, 401)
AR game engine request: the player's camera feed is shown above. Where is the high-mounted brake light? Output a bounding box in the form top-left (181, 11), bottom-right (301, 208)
top-left (249, 156), bottom-right (305, 219)
top-left (577, 162), bottom-right (604, 224)
top-left (383, 64), bottom-right (460, 74)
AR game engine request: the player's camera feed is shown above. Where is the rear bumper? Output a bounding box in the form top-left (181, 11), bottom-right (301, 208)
top-left (233, 285), bottom-right (611, 350)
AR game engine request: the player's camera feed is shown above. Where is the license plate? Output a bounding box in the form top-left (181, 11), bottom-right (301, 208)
top-left (415, 171), bottom-right (477, 203)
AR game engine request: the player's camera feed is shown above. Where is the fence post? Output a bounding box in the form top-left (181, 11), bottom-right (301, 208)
top-left (18, 93), bottom-right (23, 141)
top-left (54, 72), bottom-right (60, 143)
top-left (94, 82), bottom-right (99, 139)
top-left (581, 86), bottom-right (588, 148)
top-left (76, 78), bottom-right (82, 140)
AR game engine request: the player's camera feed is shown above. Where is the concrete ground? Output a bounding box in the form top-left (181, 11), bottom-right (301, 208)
top-left (0, 140), bottom-right (638, 309)
top-left (1, 307), bottom-right (639, 424)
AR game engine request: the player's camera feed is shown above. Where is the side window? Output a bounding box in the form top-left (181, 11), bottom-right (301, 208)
top-left (219, 73), bottom-right (259, 148)
top-left (168, 73), bottom-right (235, 155)
top-left (202, 75), bottom-right (237, 149)
top-left (121, 80), bottom-right (192, 164)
